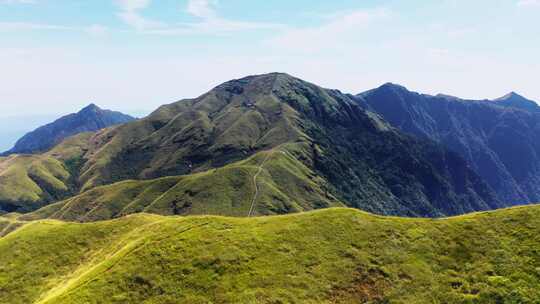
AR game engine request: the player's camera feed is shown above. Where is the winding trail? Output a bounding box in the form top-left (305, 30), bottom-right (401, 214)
top-left (247, 150), bottom-right (274, 217)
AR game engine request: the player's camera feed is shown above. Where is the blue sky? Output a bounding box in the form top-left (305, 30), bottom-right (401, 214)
top-left (0, 0), bottom-right (539, 117)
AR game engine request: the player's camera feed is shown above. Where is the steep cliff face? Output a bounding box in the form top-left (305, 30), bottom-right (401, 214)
top-left (357, 83), bottom-right (540, 205)
top-left (4, 104), bottom-right (135, 155)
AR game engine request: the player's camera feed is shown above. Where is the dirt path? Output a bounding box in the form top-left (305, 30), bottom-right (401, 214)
top-left (247, 150), bottom-right (274, 217)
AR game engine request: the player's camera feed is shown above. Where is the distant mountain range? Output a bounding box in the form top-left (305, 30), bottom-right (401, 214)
top-left (1, 74), bottom-right (540, 218)
top-left (2, 104), bottom-right (135, 155)
top-left (2, 73), bottom-right (503, 217)
top-left (357, 84), bottom-right (540, 205)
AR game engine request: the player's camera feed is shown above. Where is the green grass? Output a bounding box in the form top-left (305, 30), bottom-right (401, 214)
top-left (0, 215), bottom-right (24, 237)
top-left (0, 133), bottom-right (92, 212)
top-left (74, 76), bottom-right (305, 192)
top-left (22, 145), bottom-right (341, 222)
top-left (2, 206), bottom-right (540, 303)
top-left (0, 155), bottom-right (69, 210)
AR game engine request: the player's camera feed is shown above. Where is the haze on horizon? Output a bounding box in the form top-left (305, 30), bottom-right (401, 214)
top-left (0, 0), bottom-right (539, 118)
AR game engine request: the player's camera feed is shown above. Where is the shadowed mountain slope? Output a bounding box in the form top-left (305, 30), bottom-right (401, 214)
top-left (357, 84), bottom-right (540, 206)
top-left (3, 104), bottom-right (134, 155)
top-left (494, 92), bottom-right (540, 112)
top-left (2, 206), bottom-right (540, 303)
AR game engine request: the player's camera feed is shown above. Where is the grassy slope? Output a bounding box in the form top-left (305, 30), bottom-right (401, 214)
top-left (0, 215), bottom-right (24, 237)
top-left (0, 133), bottom-right (91, 212)
top-left (22, 144), bottom-right (341, 222)
top-left (2, 206), bottom-right (540, 303)
top-left (76, 76), bottom-right (304, 192)
top-left (1, 74), bottom-right (306, 214)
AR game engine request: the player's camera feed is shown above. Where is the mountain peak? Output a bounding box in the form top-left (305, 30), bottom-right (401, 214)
top-left (435, 93), bottom-right (460, 100)
top-left (79, 103), bottom-right (101, 114)
top-left (4, 104), bottom-right (134, 155)
top-left (379, 82), bottom-right (409, 92)
top-left (355, 83), bottom-right (412, 101)
top-left (493, 92), bottom-right (539, 111)
top-left (235, 72), bottom-right (297, 84)
top-left (213, 72), bottom-right (310, 98)
top-left (496, 91), bottom-right (525, 100)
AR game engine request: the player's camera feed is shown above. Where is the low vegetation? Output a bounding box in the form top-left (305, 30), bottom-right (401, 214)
top-left (22, 144), bottom-right (340, 221)
top-left (1, 206), bottom-right (539, 303)
top-left (0, 134), bottom-right (91, 213)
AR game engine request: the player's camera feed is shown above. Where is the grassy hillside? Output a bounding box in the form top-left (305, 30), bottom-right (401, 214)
top-left (0, 214), bottom-right (24, 237)
top-left (83, 73), bottom-right (499, 218)
top-left (2, 206), bottom-right (540, 303)
top-left (75, 74), bottom-right (306, 192)
top-left (0, 133), bottom-right (92, 213)
top-left (22, 144), bottom-right (341, 222)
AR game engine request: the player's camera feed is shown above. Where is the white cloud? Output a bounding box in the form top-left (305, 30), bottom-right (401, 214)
top-left (187, 0), bottom-right (217, 19)
top-left (115, 0), bottom-right (163, 30)
top-left (1, 0), bottom-right (278, 35)
top-left (266, 9), bottom-right (389, 53)
top-left (517, 0), bottom-right (540, 7)
top-left (138, 0), bottom-right (283, 35)
top-left (116, 0), bottom-right (150, 11)
top-left (118, 11), bottom-right (163, 30)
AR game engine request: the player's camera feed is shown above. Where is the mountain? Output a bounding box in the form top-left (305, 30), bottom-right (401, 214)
top-left (3, 73), bottom-right (501, 218)
top-left (3, 104), bottom-right (135, 155)
top-left (357, 83), bottom-right (540, 206)
top-left (494, 92), bottom-right (540, 112)
top-left (2, 206), bottom-right (540, 303)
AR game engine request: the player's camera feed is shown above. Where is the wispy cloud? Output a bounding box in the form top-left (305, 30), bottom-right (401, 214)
top-left (187, 0), bottom-right (217, 19)
top-left (116, 0), bottom-right (149, 11)
top-left (1, 0), bottom-right (281, 36)
top-left (266, 8), bottom-right (389, 52)
top-left (128, 0), bottom-right (283, 35)
top-left (517, 0), bottom-right (540, 7)
top-left (115, 0), bottom-right (163, 30)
